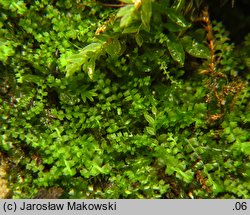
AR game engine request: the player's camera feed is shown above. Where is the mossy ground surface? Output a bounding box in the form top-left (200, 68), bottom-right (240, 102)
top-left (0, 0), bottom-right (249, 199)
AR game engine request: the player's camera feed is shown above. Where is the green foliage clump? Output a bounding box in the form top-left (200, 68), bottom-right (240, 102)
top-left (0, 0), bottom-right (249, 199)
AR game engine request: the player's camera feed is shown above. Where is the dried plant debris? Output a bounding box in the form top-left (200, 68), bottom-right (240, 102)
top-left (0, 157), bottom-right (10, 199)
top-left (33, 187), bottom-right (64, 199)
top-left (0, 0), bottom-right (249, 199)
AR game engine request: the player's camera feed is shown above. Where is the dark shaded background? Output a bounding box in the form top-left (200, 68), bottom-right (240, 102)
top-left (208, 0), bottom-right (250, 43)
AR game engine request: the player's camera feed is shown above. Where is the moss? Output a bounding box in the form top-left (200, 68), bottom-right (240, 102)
top-left (0, 0), bottom-right (249, 199)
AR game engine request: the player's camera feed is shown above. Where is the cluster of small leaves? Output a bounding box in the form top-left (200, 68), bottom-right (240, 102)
top-left (198, 20), bottom-right (247, 116)
top-left (64, 0), bottom-right (210, 78)
top-left (0, 0), bottom-right (249, 199)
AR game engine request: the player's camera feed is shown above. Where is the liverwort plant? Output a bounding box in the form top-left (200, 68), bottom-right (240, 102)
top-left (0, 0), bottom-right (249, 199)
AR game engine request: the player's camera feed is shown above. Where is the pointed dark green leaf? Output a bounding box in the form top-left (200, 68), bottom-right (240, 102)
top-left (141, 0), bottom-right (152, 32)
top-left (166, 8), bottom-right (191, 28)
top-left (105, 38), bottom-right (122, 57)
top-left (135, 33), bottom-right (143, 46)
top-left (166, 34), bottom-right (185, 66)
top-left (181, 36), bottom-right (210, 59)
top-left (165, 20), bottom-right (183, 32)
